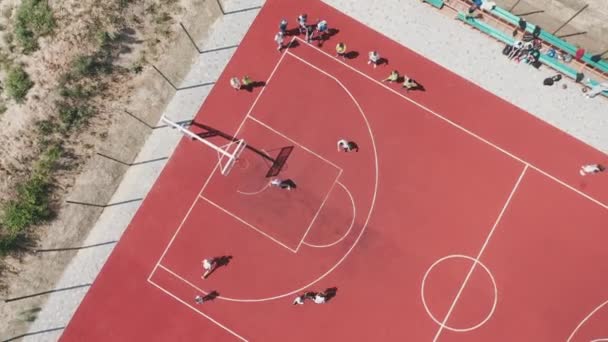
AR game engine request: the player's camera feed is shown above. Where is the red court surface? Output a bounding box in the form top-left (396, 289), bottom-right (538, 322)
top-left (61, 0), bottom-right (608, 341)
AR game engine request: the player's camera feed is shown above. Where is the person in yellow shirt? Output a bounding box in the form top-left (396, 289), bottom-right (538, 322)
top-left (383, 70), bottom-right (399, 83)
top-left (336, 42), bottom-right (346, 59)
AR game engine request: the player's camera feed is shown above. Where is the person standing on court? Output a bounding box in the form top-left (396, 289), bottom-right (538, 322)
top-left (202, 257), bottom-right (218, 278)
top-left (368, 51), bottom-right (380, 68)
top-left (337, 139), bottom-right (359, 152)
top-left (229, 77), bottom-right (241, 91)
top-left (274, 31), bottom-right (284, 52)
top-left (336, 42), bottom-right (347, 59)
top-left (279, 19), bottom-right (288, 35)
top-left (316, 20), bottom-right (328, 46)
top-left (297, 14), bottom-right (308, 34)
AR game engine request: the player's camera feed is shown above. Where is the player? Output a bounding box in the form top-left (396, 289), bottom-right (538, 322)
top-left (270, 178), bottom-right (297, 190)
top-left (279, 19), bottom-right (288, 34)
top-left (383, 70), bottom-right (399, 83)
top-left (230, 77), bottom-right (241, 90)
top-left (316, 20), bottom-right (328, 45)
top-left (579, 164), bottom-right (605, 176)
top-left (274, 31), bottom-right (284, 51)
top-left (337, 139), bottom-right (359, 152)
top-left (297, 14), bottom-right (308, 34)
top-left (368, 51), bottom-right (380, 68)
top-left (403, 77), bottom-right (420, 92)
top-left (336, 42), bottom-right (347, 59)
top-left (202, 257), bottom-right (217, 278)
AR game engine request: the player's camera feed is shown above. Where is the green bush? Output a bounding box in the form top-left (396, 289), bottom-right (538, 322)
top-left (6, 66), bottom-right (33, 103)
top-left (72, 55), bottom-right (112, 77)
top-left (15, 0), bottom-right (56, 53)
top-left (58, 102), bottom-right (92, 130)
top-left (0, 145), bottom-right (61, 254)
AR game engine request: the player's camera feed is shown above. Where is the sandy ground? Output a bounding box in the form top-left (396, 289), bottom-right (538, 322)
top-left (0, 0), bottom-right (222, 339)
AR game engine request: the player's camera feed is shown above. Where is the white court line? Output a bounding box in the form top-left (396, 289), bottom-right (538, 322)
top-left (148, 36), bottom-right (296, 281)
top-left (567, 299), bottom-right (608, 342)
top-left (290, 37), bottom-right (608, 211)
top-left (236, 183), bottom-right (270, 195)
top-left (150, 50), bottom-right (380, 305)
top-left (146, 277), bottom-right (248, 342)
top-left (433, 165), bottom-right (528, 341)
top-left (246, 115), bottom-right (343, 172)
top-left (295, 170), bottom-right (342, 252)
top-left (200, 195), bottom-right (298, 253)
top-left (303, 181), bottom-right (357, 248)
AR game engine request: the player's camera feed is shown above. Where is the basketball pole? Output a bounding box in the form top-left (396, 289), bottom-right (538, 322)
top-left (161, 115), bottom-right (234, 159)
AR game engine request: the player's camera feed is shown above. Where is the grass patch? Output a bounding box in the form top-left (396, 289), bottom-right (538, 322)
top-left (0, 145), bottom-right (62, 254)
top-left (14, 0), bottom-right (56, 53)
top-left (72, 54), bottom-right (112, 78)
top-left (58, 102), bottom-right (92, 131)
top-left (6, 66), bottom-right (33, 103)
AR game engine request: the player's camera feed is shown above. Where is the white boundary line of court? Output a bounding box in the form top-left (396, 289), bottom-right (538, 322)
top-left (146, 36), bottom-right (298, 342)
top-left (149, 51), bottom-right (380, 306)
top-left (421, 254), bottom-right (498, 332)
top-left (432, 165), bottom-right (528, 341)
top-left (303, 181), bottom-right (357, 248)
top-left (567, 298), bottom-right (608, 342)
top-left (147, 277), bottom-right (247, 341)
top-left (199, 195), bottom-right (298, 252)
top-left (148, 36), bottom-right (296, 282)
top-left (290, 37), bottom-right (608, 211)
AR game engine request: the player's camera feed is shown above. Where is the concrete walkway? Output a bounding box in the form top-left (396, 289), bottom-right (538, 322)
top-left (21, 0), bottom-right (606, 340)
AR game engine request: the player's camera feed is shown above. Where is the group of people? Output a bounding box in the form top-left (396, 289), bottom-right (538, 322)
top-left (293, 288), bottom-right (338, 305)
top-left (274, 14), bottom-right (330, 51)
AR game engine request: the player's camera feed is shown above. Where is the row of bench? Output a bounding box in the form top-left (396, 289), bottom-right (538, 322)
top-left (454, 12), bottom-right (607, 96)
top-left (490, 6), bottom-right (608, 75)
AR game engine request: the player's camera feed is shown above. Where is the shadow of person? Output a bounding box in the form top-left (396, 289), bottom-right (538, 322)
top-left (203, 291), bottom-right (219, 302)
top-left (377, 57), bottom-right (389, 66)
top-left (323, 287), bottom-right (338, 302)
top-left (282, 179), bottom-right (297, 189)
top-left (287, 40), bottom-right (300, 49)
top-left (344, 51), bottom-right (359, 59)
top-left (327, 28), bottom-right (339, 38)
top-left (216, 255), bottom-right (233, 267)
top-left (244, 81), bottom-right (266, 92)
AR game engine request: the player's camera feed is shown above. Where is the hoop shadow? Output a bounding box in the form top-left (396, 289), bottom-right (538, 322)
top-left (190, 122), bottom-right (275, 163)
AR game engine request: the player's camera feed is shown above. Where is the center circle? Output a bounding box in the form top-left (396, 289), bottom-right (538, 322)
top-left (420, 254), bottom-right (498, 332)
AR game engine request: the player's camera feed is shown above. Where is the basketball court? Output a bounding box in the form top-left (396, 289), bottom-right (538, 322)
top-left (61, 0), bottom-right (608, 341)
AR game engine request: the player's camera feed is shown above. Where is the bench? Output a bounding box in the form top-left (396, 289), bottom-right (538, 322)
top-left (490, 6), bottom-right (608, 74)
top-left (423, 0), bottom-right (444, 9)
top-left (456, 12), bottom-right (514, 45)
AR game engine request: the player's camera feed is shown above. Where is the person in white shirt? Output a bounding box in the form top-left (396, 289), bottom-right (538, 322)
top-left (297, 14), bottom-right (308, 34)
top-left (368, 51), bottom-right (380, 68)
top-left (313, 294), bottom-right (326, 304)
top-left (270, 178), bottom-right (296, 190)
top-left (274, 31), bottom-right (284, 52)
top-left (337, 139), bottom-right (359, 152)
top-left (202, 258), bottom-right (217, 278)
top-left (229, 77), bottom-right (241, 91)
top-left (580, 164), bottom-right (605, 176)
